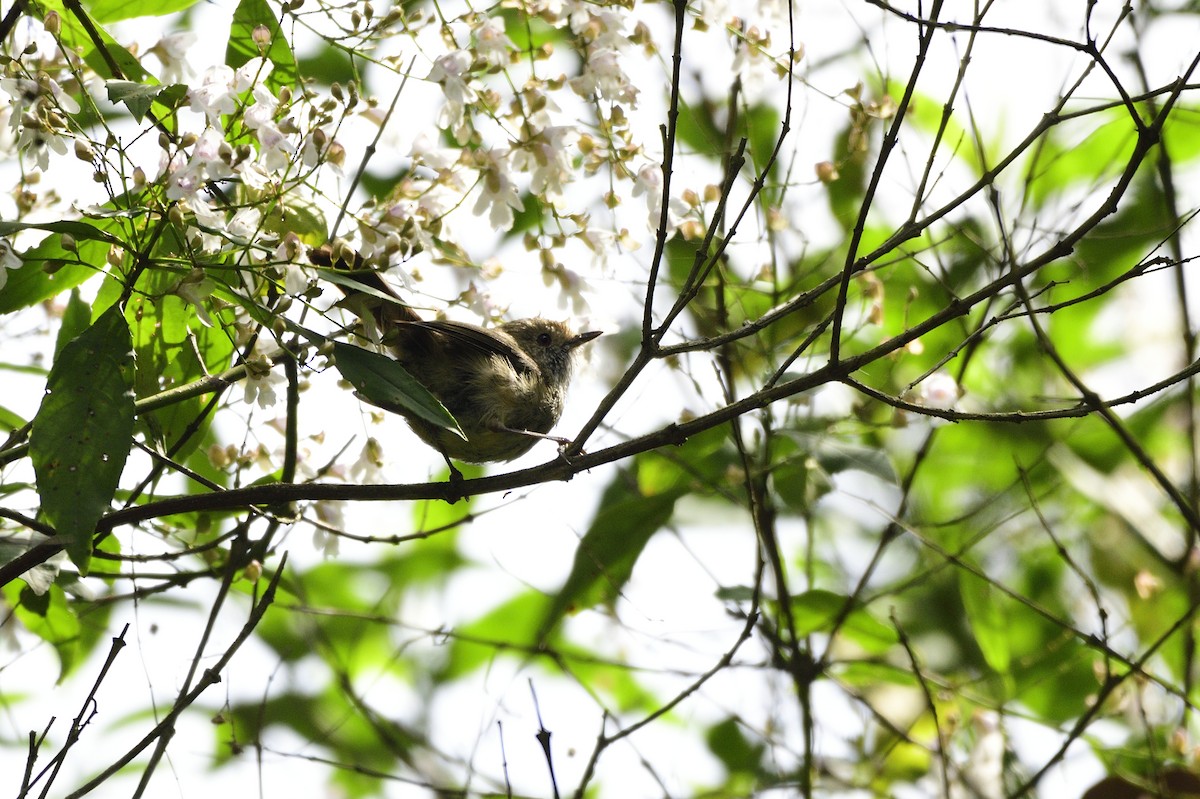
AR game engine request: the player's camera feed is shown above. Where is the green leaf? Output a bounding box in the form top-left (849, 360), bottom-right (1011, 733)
top-left (54, 289), bottom-right (92, 359)
top-left (332, 342), bottom-right (465, 439)
top-left (40, 0), bottom-right (150, 82)
top-left (98, 252), bottom-right (235, 456)
top-left (227, 0), bottom-right (298, 92)
top-left (83, 0), bottom-right (204, 22)
top-left (743, 103), bottom-right (782, 184)
top-left (0, 219), bottom-right (125, 243)
top-left (29, 304), bottom-right (135, 575)
top-left (538, 473), bottom-right (682, 642)
top-left (825, 121), bottom-right (869, 231)
top-left (0, 219), bottom-right (123, 315)
top-left (0, 403), bottom-right (26, 432)
top-left (959, 571), bottom-right (1011, 675)
top-left (1025, 108), bottom-right (1137, 207)
top-left (706, 717), bottom-right (766, 775)
top-left (261, 196), bottom-right (328, 245)
top-left (441, 590), bottom-right (551, 680)
top-left (790, 590), bottom-right (898, 655)
top-left (106, 81), bottom-right (187, 122)
top-left (2, 583), bottom-right (82, 681)
top-left (812, 439), bottom-right (897, 483)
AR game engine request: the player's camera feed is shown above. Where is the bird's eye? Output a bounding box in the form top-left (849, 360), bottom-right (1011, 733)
top-left (536, 332), bottom-right (553, 347)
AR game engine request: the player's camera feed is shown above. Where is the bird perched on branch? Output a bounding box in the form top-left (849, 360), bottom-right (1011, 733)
top-left (309, 245), bottom-right (601, 465)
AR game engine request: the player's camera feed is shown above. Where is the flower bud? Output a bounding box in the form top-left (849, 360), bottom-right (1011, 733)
top-left (252, 25), bottom-right (272, 52)
top-left (815, 161), bottom-right (839, 183)
top-left (74, 138), bottom-right (94, 162)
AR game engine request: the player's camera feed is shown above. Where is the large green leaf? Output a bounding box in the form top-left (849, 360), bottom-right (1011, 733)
top-left (29, 304), bottom-right (135, 575)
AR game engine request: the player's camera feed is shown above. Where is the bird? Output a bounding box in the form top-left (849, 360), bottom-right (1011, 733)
top-left (310, 244), bottom-right (601, 466)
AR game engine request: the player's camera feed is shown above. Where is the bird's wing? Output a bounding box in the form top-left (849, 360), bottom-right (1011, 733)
top-left (406, 320), bottom-right (539, 375)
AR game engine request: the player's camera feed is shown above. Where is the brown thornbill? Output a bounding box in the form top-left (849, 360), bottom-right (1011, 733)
top-left (312, 246), bottom-right (601, 465)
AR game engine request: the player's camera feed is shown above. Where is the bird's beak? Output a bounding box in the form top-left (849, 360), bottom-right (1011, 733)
top-left (569, 330), bottom-right (603, 348)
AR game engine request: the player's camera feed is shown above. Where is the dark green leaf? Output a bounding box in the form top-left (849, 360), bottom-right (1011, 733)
top-left (0, 219), bottom-right (124, 243)
top-left (29, 304), bottom-right (135, 575)
top-left (332, 342), bottom-right (465, 439)
top-left (441, 591), bottom-right (551, 680)
top-left (813, 439), bottom-right (897, 483)
top-left (706, 717), bottom-right (765, 775)
top-left (54, 290), bottom-right (92, 359)
top-left (105, 81), bottom-right (187, 121)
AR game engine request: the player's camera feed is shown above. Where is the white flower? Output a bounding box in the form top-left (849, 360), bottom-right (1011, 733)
top-left (234, 58), bottom-right (272, 93)
top-left (632, 161), bottom-right (664, 221)
top-left (584, 48), bottom-right (639, 105)
top-left (151, 32), bottom-right (197, 84)
top-left (16, 120), bottom-right (69, 171)
top-left (244, 85), bottom-right (295, 171)
top-left (0, 77), bottom-right (41, 131)
top-left (0, 239), bottom-right (22, 290)
top-left (473, 16), bottom-right (514, 68)
top-left (1, 75), bottom-right (79, 170)
top-left (411, 132), bottom-right (459, 171)
top-left (0, 529), bottom-right (66, 595)
top-left (227, 206), bottom-right (266, 247)
top-left (185, 196), bottom-right (227, 251)
top-left (188, 65), bottom-right (240, 124)
top-left (235, 158), bottom-right (273, 191)
top-left (274, 233), bottom-right (311, 296)
top-left (473, 150), bottom-right (524, 230)
top-left (311, 508), bottom-right (342, 558)
top-left (243, 355), bottom-right (285, 408)
top-left (166, 127), bottom-right (234, 200)
top-left (428, 50), bottom-right (477, 140)
top-left (512, 125), bottom-right (577, 203)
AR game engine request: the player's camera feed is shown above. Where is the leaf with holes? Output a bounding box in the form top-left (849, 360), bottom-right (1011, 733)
top-left (29, 304), bottom-right (135, 576)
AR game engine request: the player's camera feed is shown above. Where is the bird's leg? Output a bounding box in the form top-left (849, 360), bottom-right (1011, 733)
top-left (437, 448), bottom-right (465, 502)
